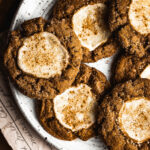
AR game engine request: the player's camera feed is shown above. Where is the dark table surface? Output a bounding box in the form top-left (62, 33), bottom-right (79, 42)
top-left (0, 131), bottom-right (12, 150)
top-left (0, 0), bottom-right (21, 149)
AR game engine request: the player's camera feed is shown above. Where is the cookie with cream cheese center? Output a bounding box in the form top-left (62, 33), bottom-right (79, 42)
top-left (18, 32), bottom-right (69, 78)
top-left (109, 0), bottom-right (150, 57)
top-left (98, 79), bottom-right (150, 149)
top-left (39, 64), bottom-right (109, 141)
top-left (4, 17), bottom-right (83, 100)
top-left (51, 0), bottom-right (119, 62)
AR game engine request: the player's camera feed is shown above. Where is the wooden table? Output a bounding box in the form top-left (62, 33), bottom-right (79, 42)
top-left (0, 0), bottom-right (20, 149)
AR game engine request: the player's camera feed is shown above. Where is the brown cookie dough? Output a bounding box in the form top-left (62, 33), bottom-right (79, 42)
top-left (4, 17), bottom-right (82, 100)
top-left (39, 64), bottom-right (109, 141)
top-left (109, 0), bottom-right (150, 57)
top-left (50, 0), bottom-right (119, 62)
top-left (98, 79), bottom-right (150, 150)
top-left (114, 54), bottom-right (150, 83)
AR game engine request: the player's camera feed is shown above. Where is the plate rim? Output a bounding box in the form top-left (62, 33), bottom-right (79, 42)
top-left (10, 0), bottom-right (23, 30)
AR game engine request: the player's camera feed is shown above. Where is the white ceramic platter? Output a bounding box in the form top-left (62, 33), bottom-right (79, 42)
top-left (10, 0), bottom-right (117, 149)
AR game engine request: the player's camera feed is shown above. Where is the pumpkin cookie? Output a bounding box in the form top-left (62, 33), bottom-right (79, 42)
top-left (51, 0), bottom-right (119, 62)
top-left (98, 79), bottom-right (150, 150)
top-left (114, 54), bottom-right (150, 83)
top-left (39, 64), bottom-right (109, 141)
top-left (109, 0), bottom-right (150, 57)
top-left (4, 17), bottom-right (82, 100)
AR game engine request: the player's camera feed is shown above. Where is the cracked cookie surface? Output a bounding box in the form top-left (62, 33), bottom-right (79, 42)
top-left (114, 54), bottom-right (150, 83)
top-left (4, 17), bottom-right (82, 100)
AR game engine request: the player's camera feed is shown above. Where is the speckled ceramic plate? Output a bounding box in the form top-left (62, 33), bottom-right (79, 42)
top-left (9, 0), bottom-right (116, 149)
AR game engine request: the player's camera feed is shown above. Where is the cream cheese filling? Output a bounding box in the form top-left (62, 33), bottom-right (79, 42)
top-left (129, 0), bottom-right (150, 35)
top-left (53, 84), bottom-right (97, 132)
top-left (72, 3), bottom-right (111, 51)
top-left (140, 65), bottom-right (150, 79)
top-left (119, 98), bottom-right (150, 143)
top-left (18, 32), bottom-right (69, 78)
